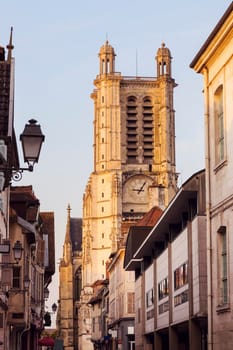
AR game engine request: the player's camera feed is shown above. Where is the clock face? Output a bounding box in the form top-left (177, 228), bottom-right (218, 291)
top-left (123, 175), bottom-right (151, 204)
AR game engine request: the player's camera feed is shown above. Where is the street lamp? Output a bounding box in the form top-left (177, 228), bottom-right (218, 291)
top-left (20, 119), bottom-right (45, 171)
top-left (0, 119), bottom-right (45, 190)
top-left (0, 240), bottom-right (24, 266)
top-left (23, 276), bottom-right (31, 290)
top-left (12, 240), bottom-right (24, 263)
top-left (52, 303), bottom-right (57, 313)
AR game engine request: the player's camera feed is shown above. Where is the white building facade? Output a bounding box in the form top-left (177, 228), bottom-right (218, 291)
top-left (124, 170), bottom-right (207, 350)
top-left (191, 3), bottom-right (233, 350)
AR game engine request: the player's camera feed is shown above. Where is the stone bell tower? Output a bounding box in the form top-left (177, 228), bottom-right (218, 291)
top-left (79, 41), bottom-right (177, 350)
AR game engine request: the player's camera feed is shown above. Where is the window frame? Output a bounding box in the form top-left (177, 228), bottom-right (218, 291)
top-left (174, 262), bottom-right (188, 291)
top-left (214, 85), bottom-right (225, 165)
top-left (158, 277), bottom-right (169, 300)
top-left (146, 288), bottom-right (154, 308)
top-left (217, 226), bottom-right (228, 306)
top-left (12, 266), bottom-right (21, 289)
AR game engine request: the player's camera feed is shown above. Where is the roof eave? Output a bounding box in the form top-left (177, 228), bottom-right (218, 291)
top-left (190, 3), bottom-right (233, 71)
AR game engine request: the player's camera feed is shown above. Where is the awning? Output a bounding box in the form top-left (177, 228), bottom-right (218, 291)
top-left (38, 336), bottom-right (55, 346)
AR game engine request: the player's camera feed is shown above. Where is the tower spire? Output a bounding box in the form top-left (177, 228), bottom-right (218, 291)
top-left (156, 42), bottom-right (172, 77)
top-left (98, 40), bottom-right (116, 75)
top-left (63, 204), bottom-right (72, 263)
top-left (65, 203), bottom-right (71, 244)
top-left (7, 27), bottom-right (14, 63)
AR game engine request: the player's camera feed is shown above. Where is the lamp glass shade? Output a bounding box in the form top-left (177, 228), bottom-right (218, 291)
top-left (12, 240), bottom-right (23, 262)
top-left (24, 276), bottom-right (30, 289)
top-left (52, 303), bottom-right (57, 313)
top-left (20, 119), bottom-right (45, 165)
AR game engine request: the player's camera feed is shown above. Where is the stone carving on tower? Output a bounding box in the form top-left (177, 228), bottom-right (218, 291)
top-left (79, 41), bottom-right (178, 350)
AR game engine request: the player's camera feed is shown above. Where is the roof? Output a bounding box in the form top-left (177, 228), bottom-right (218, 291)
top-left (64, 204), bottom-right (82, 252)
top-left (190, 3), bottom-right (233, 70)
top-left (10, 186), bottom-right (40, 222)
top-left (156, 42), bottom-right (172, 58)
top-left (89, 279), bottom-right (109, 305)
top-left (136, 206), bottom-right (163, 226)
top-left (123, 206), bottom-right (163, 269)
top-left (70, 218), bottom-right (82, 251)
top-left (99, 40), bottom-right (116, 56)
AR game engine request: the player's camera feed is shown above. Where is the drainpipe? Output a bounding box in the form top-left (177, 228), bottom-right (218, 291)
top-left (203, 66), bottom-right (213, 350)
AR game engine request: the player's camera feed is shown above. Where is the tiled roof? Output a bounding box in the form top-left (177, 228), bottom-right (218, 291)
top-left (124, 206), bottom-right (163, 269)
top-left (136, 206), bottom-right (163, 227)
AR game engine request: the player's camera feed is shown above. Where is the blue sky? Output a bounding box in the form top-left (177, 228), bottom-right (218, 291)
top-left (1, 0), bottom-right (231, 317)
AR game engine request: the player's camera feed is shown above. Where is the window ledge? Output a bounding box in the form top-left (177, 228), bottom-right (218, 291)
top-left (214, 159), bottom-right (227, 173)
top-left (216, 303), bottom-right (230, 314)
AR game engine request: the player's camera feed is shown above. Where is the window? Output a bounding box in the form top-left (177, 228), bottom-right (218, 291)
top-left (214, 85), bottom-right (224, 163)
top-left (158, 301), bottom-right (169, 314)
top-left (174, 290), bottom-right (188, 307)
top-left (143, 97), bottom-right (153, 162)
top-left (174, 262), bottom-right (188, 290)
top-left (126, 96), bottom-right (137, 162)
top-left (127, 292), bottom-right (135, 313)
top-left (218, 226), bottom-right (228, 304)
top-left (146, 288), bottom-right (154, 307)
top-left (12, 266), bottom-right (21, 289)
top-left (146, 309), bottom-right (154, 320)
top-left (158, 277), bottom-right (169, 300)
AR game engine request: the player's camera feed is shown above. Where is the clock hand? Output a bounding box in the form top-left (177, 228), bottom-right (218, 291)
top-left (132, 188), bottom-right (144, 192)
top-left (138, 182), bottom-right (146, 194)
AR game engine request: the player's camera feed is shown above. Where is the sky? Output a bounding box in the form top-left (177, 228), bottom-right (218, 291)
top-left (1, 0), bottom-right (232, 323)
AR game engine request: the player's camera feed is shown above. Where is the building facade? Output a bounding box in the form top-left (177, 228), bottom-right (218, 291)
top-left (88, 279), bottom-right (109, 349)
top-left (0, 28), bottom-right (16, 350)
top-left (108, 206), bottom-right (163, 350)
top-left (190, 3), bottom-right (233, 349)
top-left (124, 170), bottom-right (207, 350)
top-left (9, 186), bottom-right (55, 350)
top-left (80, 41), bottom-right (178, 350)
top-left (0, 30), bottom-right (55, 350)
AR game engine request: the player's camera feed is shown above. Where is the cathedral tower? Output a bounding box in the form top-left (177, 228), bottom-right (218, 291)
top-left (79, 42), bottom-right (177, 350)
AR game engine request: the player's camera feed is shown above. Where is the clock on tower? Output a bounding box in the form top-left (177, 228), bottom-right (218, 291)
top-left (122, 174), bottom-right (153, 213)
